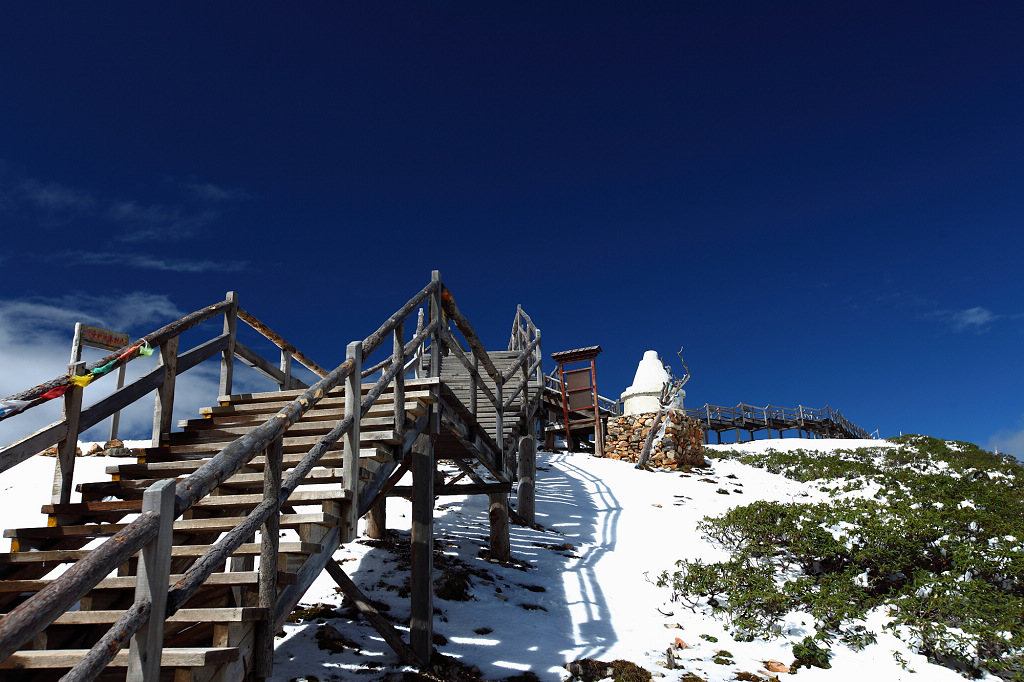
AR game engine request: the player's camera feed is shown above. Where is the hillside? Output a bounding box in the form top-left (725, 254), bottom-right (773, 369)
top-left (271, 436), bottom-right (1021, 681)
top-left (1, 436), bottom-right (1019, 681)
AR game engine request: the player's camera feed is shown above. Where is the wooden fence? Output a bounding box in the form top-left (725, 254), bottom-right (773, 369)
top-left (684, 402), bottom-right (870, 442)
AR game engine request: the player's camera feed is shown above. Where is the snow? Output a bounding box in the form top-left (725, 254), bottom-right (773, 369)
top-left (0, 437), bottom-right (989, 680)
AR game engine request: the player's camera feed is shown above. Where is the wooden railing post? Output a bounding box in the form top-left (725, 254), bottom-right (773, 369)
top-left (413, 308), bottom-right (425, 379)
top-left (393, 321), bottom-right (405, 448)
top-left (220, 291), bottom-right (238, 396)
top-left (127, 479), bottom-right (175, 682)
top-left (279, 349), bottom-right (293, 390)
top-left (517, 432), bottom-right (536, 526)
top-left (51, 361), bottom-right (86, 505)
top-left (410, 272), bottom-right (442, 665)
top-left (342, 341), bottom-right (361, 544)
top-left (255, 435), bottom-right (283, 678)
top-left (151, 336), bottom-right (178, 448)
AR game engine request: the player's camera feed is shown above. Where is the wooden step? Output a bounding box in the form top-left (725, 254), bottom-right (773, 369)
top-left (216, 378), bottom-right (438, 405)
top-left (182, 399), bottom-right (429, 427)
top-left (6, 512), bottom-right (340, 543)
top-left (41, 488), bottom-right (351, 516)
top-left (0, 570), bottom-right (297, 593)
top-left (43, 606), bottom-right (267, 625)
top-left (168, 415), bottom-right (409, 441)
top-left (158, 430), bottom-right (402, 452)
top-left (81, 469), bottom-right (347, 498)
top-left (0, 541), bottom-right (320, 565)
top-left (117, 446), bottom-right (389, 472)
top-left (0, 646), bottom-right (239, 669)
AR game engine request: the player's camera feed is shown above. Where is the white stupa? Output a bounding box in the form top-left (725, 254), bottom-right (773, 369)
top-left (621, 350), bottom-right (684, 416)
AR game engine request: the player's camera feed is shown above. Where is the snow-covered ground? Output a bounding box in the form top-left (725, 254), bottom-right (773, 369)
top-left (0, 438), bottom-right (985, 680)
top-left (274, 438), bottom-right (978, 681)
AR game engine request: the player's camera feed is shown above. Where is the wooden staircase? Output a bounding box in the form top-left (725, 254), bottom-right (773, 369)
top-left (0, 382), bottom-right (435, 682)
top-left (0, 274), bottom-right (545, 680)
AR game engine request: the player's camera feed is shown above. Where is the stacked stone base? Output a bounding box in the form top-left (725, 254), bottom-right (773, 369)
top-left (604, 410), bottom-right (706, 468)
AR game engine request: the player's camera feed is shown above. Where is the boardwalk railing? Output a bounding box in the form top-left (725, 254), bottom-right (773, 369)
top-left (686, 402), bottom-right (870, 442)
top-left (0, 271), bottom-right (538, 679)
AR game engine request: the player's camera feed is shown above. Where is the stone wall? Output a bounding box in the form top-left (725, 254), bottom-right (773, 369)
top-left (603, 409), bottom-right (706, 468)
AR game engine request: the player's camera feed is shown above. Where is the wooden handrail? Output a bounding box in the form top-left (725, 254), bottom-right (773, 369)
top-left (439, 287), bottom-right (501, 383)
top-left (361, 280), bottom-right (438, 359)
top-left (0, 511), bottom-right (160, 660)
top-left (236, 307), bottom-right (328, 379)
top-left (1, 298), bottom-right (233, 412)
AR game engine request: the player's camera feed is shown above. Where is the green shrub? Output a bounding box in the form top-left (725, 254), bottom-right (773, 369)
top-left (660, 437), bottom-right (1024, 678)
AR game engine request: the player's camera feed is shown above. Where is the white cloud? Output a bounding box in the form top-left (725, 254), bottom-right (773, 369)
top-left (18, 179), bottom-right (96, 212)
top-left (927, 305), bottom-right (1002, 332)
top-left (947, 306), bottom-right (998, 330)
top-left (105, 202), bottom-right (218, 241)
top-left (69, 252), bottom-right (247, 274)
top-left (183, 182), bottom-right (250, 203)
top-left (988, 422), bottom-right (1024, 461)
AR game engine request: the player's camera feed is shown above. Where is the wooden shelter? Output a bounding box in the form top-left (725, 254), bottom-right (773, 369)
top-left (548, 346), bottom-right (605, 455)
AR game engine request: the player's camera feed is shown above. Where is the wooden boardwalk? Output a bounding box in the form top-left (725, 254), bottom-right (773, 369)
top-left (538, 378), bottom-right (869, 447)
top-left (0, 272), bottom-right (544, 681)
top-left (685, 402), bottom-right (870, 443)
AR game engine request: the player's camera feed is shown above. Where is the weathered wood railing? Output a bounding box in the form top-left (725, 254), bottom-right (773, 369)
top-left (0, 272), bottom-right (544, 677)
top-left (686, 402), bottom-right (871, 441)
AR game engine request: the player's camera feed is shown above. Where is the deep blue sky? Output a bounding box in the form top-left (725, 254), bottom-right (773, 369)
top-left (1, 3), bottom-right (1022, 455)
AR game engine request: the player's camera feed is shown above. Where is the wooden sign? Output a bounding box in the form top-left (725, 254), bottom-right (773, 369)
top-left (80, 325), bottom-right (130, 351)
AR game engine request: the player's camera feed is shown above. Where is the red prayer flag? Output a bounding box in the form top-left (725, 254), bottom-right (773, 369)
top-left (40, 385), bottom-right (70, 400)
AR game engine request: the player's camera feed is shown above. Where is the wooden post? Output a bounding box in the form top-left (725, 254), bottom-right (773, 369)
top-left (410, 433), bottom-right (434, 665)
top-left (366, 499), bottom-right (386, 540)
top-left (414, 308), bottom-right (425, 380)
top-left (127, 479), bottom-right (175, 682)
top-left (393, 321), bottom-right (405, 446)
top-left (279, 349), bottom-right (293, 391)
top-left (516, 432), bottom-right (536, 526)
top-left (495, 379), bottom-right (504, 476)
top-left (69, 322), bottom-right (84, 363)
top-left (220, 291), bottom-right (238, 397)
top-left (343, 341), bottom-right (362, 544)
top-left (151, 336), bottom-right (179, 448)
top-left (488, 493), bottom-right (510, 562)
top-left (109, 361), bottom-right (127, 442)
top-left (410, 271), bottom-right (442, 665)
top-left (255, 436), bottom-right (283, 678)
top-left (52, 361), bottom-right (86, 505)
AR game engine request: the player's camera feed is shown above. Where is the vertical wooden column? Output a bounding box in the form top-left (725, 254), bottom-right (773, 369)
top-left (109, 361), bottom-right (127, 442)
top-left (414, 308), bottom-right (425, 380)
top-left (494, 380), bottom-right (504, 475)
top-left (590, 358), bottom-right (603, 457)
top-left (488, 493), bottom-right (511, 562)
top-left (279, 349), bottom-right (293, 391)
top-left (393, 321), bottom-right (405, 449)
top-left (342, 341), bottom-right (362, 544)
top-left (516, 431), bottom-right (536, 526)
top-left (220, 291), bottom-right (238, 397)
top-left (409, 434), bottom-right (435, 664)
top-left (127, 479), bottom-right (176, 682)
top-left (51, 361), bottom-right (86, 506)
top-left (255, 436), bottom-right (283, 679)
top-left (366, 500), bottom-right (386, 540)
top-left (151, 337), bottom-right (178, 448)
top-left (410, 272), bottom-right (442, 665)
